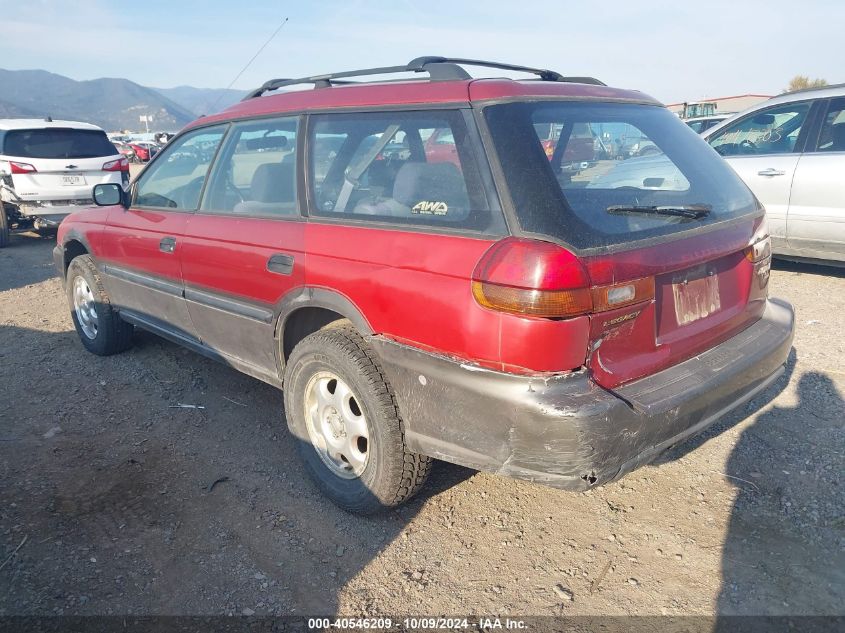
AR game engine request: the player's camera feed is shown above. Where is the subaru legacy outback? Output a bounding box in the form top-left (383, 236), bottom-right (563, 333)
top-left (54, 57), bottom-right (794, 514)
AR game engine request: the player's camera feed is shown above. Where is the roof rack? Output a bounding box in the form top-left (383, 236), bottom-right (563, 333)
top-left (243, 56), bottom-right (605, 100)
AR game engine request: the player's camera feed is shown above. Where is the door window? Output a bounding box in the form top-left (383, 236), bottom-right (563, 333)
top-left (708, 102), bottom-right (811, 157)
top-left (201, 117), bottom-right (298, 216)
top-left (134, 126), bottom-right (226, 210)
top-left (308, 110), bottom-right (503, 233)
top-left (815, 98), bottom-right (845, 152)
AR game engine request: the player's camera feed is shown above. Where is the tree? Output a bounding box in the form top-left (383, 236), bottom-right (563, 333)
top-left (784, 75), bottom-right (829, 93)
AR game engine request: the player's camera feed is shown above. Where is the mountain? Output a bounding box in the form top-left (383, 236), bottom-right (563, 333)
top-left (153, 86), bottom-right (247, 116)
top-left (0, 68), bottom-right (197, 132)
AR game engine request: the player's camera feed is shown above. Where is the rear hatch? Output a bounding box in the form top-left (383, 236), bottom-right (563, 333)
top-left (2, 127), bottom-right (124, 205)
top-left (484, 100), bottom-right (771, 389)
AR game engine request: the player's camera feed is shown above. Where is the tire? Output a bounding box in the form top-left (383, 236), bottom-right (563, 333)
top-left (284, 325), bottom-right (432, 514)
top-left (66, 254), bottom-right (134, 355)
top-left (0, 205), bottom-right (9, 248)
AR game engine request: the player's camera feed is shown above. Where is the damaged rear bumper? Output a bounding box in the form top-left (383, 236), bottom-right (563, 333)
top-left (372, 298), bottom-right (794, 491)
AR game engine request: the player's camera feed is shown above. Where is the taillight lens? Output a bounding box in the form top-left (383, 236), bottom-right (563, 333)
top-left (10, 161), bottom-right (36, 174)
top-left (745, 235), bottom-right (771, 262)
top-left (471, 237), bottom-right (654, 318)
top-left (591, 276), bottom-right (655, 312)
top-left (103, 157), bottom-right (129, 172)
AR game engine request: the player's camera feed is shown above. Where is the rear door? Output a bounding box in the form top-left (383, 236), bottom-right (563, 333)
top-left (706, 100), bottom-right (815, 252)
top-left (99, 125), bottom-right (227, 336)
top-left (1, 127), bottom-right (124, 204)
top-left (786, 97), bottom-right (845, 260)
top-left (180, 116), bottom-right (305, 376)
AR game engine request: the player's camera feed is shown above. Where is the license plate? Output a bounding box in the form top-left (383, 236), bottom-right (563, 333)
top-left (61, 175), bottom-right (85, 186)
top-left (673, 273), bottom-right (721, 326)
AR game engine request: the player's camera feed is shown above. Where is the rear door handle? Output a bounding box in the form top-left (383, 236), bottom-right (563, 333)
top-left (757, 168), bottom-right (785, 177)
top-left (159, 237), bottom-right (176, 253)
top-left (267, 253), bottom-right (295, 275)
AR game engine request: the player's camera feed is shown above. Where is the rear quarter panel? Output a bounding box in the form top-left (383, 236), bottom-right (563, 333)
top-left (304, 222), bottom-right (590, 372)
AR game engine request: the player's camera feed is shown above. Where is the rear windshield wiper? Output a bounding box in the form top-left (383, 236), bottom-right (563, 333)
top-left (607, 204), bottom-right (711, 219)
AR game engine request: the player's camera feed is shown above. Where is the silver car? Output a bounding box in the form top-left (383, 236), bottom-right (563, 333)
top-left (703, 85), bottom-right (845, 265)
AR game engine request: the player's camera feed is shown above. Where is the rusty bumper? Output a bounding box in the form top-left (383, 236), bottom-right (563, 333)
top-left (371, 298), bottom-right (795, 491)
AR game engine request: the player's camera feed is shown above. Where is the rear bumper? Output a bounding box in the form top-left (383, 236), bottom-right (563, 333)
top-left (372, 298), bottom-right (794, 490)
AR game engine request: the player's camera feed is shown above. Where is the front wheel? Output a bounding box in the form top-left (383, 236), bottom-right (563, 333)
top-left (283, 325), bottom-right (431, 514)
top-left (66, 255), bottom-right (134, 355)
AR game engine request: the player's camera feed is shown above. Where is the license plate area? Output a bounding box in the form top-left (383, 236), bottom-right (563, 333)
top-left (61, 175), bottom-right (85, 186)
top-left (672, 266), bottom-right (721, 326)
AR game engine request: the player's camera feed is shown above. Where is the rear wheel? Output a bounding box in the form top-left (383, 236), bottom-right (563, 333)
top-left (66, 255), bottom-right (134, 355)
top-left (284, 325), bottom-right (431, 514)
top-left (0, 205), bottom-right (9, 248)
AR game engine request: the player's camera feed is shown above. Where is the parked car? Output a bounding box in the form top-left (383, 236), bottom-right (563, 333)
top-left (703, 84), bottom-right (845, 265)
top-left (129, 141), bottom-right (160, 162)
top-left (112, 141), bottom-right (137, 163)
top-left (0, 118), bottom-right (129, 247)
top-left (53, 56), bottom-right (794, 513)
top-left (684, 114), bottom-right (732, 134)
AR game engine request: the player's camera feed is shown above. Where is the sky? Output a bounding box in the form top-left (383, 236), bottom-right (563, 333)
top-left (1, 0), bottom-right (843, 104)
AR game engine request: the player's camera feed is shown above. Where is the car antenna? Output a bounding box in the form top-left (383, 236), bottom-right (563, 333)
top-left (209, 16), bottom-right (289, 112)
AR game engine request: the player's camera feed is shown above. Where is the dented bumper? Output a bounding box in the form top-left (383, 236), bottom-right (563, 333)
top-left (372, 298), bottom-right (794, 490)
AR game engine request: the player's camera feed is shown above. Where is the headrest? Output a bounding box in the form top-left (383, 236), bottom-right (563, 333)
top-left (251, 162), bottom-right (295, 203)
top-left (392, 161), bottom-right (468, 211)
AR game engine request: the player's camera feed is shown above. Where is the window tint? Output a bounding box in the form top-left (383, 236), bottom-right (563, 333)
top-left (815, 98), bottom-right (845, 152)
top-left (202, 117), bottom-right (298, 216)
top-left (485, 102), bottom-right (759, 250)
top-left (134, 127), bottom-right (226, 210)
top-left (2, 128), bottom-right (116, 159)
top-left (309, 110), bottom-right (503, 233)
top-left (708, 102), bottom-right (811, 156)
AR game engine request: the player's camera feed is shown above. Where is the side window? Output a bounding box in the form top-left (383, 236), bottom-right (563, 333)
top-left (134, 126), bottom-right (226, 209)
top-left (308, 110), bottom-right (502, 233)
top-left (708, 102), bottom-right (811, 157)
top-left (201, 117), bottom-right (298, 216)
top-left (815, 98), bottom-right (845, 152)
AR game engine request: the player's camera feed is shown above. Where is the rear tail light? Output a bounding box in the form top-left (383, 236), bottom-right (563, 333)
top-left (9, 161), bottom-right (36, 174)
top-left (102, 157), bottom-right (129, 172)
top-left (471, 237), bottom-right (655, 318)
top-left (745, 226), bottom-right (772, 289)
top-left (591, 276), bottom-right (655, 312)
top-left (745, 235), bottom-right (771, 263)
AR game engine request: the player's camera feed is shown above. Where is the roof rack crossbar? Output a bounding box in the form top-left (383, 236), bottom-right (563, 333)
top-left (244, 56), bottom-right (605, 100)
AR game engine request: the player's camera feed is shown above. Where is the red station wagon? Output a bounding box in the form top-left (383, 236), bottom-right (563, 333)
top-left (54, 57), bottom-right (794, 514)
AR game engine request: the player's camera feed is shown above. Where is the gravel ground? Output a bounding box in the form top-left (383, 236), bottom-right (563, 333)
top-left (0, 231), bottom-right (842, 617)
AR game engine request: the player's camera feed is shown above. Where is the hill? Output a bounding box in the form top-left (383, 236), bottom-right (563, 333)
top-left (153, 86), bottom-right (246, 116)
top-left (0, 69), bottom-right (197, 132)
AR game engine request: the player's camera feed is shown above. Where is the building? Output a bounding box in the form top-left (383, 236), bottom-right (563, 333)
top-left (666, 94), bottom-right (773, 119)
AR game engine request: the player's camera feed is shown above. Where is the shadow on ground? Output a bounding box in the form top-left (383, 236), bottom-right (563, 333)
top-left (0, 233), bottom-right (58, 292)
top-left (0, 323), bottom-right (474, 616)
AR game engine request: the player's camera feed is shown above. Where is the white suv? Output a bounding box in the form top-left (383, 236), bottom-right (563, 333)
top-left (0, 118), bottom-right (128, 247)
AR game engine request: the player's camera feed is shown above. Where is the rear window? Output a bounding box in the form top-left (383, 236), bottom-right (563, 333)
top-left (484, 102), bottom-right (760, 250)
top-left (2, 128), bottom-right (117, 159)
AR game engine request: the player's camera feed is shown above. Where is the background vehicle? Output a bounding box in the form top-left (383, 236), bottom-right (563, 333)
top-left (54, 57), bottom-right (793, 514)
top-left (704, 84), bottom-right (845, 264)
top-left (685, 114), bottom-right (732, 134)
top-left (111, 140), bottom-right (136, 162)
top-left (129, 141), bottom-right (160, 162)
top-left (0, 119), bottom-right (128, 246)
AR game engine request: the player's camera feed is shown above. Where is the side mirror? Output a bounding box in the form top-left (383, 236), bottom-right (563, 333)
top-left (93, 183), bottom-right (127, 208)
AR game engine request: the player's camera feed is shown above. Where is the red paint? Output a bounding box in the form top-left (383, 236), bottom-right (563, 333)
top-left (59, 75), bottom-right (766, 387)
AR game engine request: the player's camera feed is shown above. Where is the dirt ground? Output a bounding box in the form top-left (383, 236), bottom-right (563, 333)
top-left (0, 230), bottom-right (842, 617)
